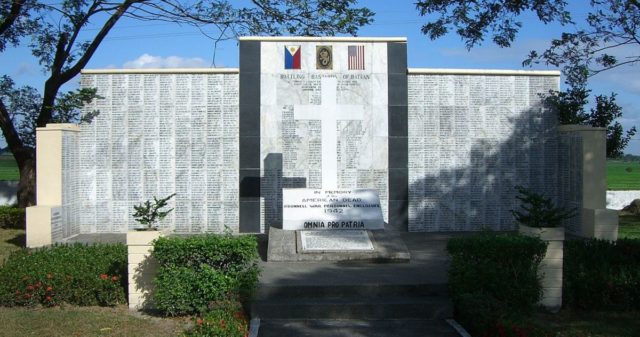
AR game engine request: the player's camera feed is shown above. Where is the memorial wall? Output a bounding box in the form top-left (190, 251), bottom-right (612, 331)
top-left (76, 71), bottom-right (240, 233)
top-left (407, 71), bottom-right (560, 231)
top-left (51, 37), bottom-right (568, 236)
top-left (258, 40), bottom-right (390, 231)
top-left (60, 130), bottom-right (80, 239)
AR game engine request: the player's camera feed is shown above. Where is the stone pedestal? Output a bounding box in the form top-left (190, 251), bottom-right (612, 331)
top-left (519, 225), bottom-right (564, 312)
top-left (26, 124), bottom-right (79, 247)
top-left (126, 230), bottom-right (167, 310)
top-left (559, 125), bottom-right (618, 240)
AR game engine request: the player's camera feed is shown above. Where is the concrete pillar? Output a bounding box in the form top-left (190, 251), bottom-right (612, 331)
top-left (26, 124), bottom-right (79, 247)
top-left (519, 225), bottom-right (564, 312)
top-left (558, 125), bottom-right (618, 240)
top-left (127, 230), bottom-right (166, 310)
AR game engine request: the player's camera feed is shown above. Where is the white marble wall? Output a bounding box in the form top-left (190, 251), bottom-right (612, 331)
top-left (60, 130), bottom-right (80, 239)
top-left (78, 72), bottom-right (239, 233)
top-left (260, 41), bottom-right (389, 230)
top-left (407, 74), bottom-right (560, 231)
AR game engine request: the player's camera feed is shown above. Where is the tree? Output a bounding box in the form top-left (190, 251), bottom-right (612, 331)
top-left (415, 0), bottom-right (638, 156)
top-left (0, 0), bottom-right (374, 207)
top-left (545, 85), bottom-right (637, 157)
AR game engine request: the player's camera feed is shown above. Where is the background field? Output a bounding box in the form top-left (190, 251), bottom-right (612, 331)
top-left (607, 160), bottom-right (640, 190)
top-left (0, 155), bottom-right (18, 181)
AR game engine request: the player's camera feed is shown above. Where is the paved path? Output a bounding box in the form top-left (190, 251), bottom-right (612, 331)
top-left (255, 232), bottom-right (469, 337)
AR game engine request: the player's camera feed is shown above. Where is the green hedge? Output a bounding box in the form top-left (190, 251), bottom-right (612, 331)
top-left (0, 206), bottom-right (25, 229)
top-left (448, 232), bottom-right (547, 312)
top-left (447, 232), bottom-right (547, 336)
top-left (0, 243), bottom-right (127, 307)
top-left (564, 238), bottom-right (640, 310)
top-left (153, 234), bottom-right (260, 316)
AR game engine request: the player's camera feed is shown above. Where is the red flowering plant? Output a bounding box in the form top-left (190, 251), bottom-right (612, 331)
top-left (184, 300), bottom-right (249, 337)
top-left (0, 244), bottom-right (127, 307)
top-left (9, 274), bottom-right (58, 307)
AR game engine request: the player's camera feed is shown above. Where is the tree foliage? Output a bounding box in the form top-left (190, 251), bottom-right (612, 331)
top-left (415, 0), bottom-right (572, 49)
top-left (546, 86), bottom-right (637, 158)
top-left (0, 0), bottom-right (374, 206)
top-left (416, 0), bottom-right (639, 81)
top-left (416, 0), bottom-right (638, 156)
top-left (524, 0), bottom-right (640, 86)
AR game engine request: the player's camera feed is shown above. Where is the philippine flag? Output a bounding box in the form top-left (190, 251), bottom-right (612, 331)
top-left (284, 46), bottom-right (301, 69)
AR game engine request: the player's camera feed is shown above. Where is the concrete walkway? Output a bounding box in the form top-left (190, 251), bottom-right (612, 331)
top-left (255, 232), bottom-right (467, 337)
top-left (257, 233), bottom-right (465, 286)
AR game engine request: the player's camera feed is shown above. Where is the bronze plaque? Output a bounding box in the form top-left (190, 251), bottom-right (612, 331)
top-left (316, 45), bottom-right (333, 70)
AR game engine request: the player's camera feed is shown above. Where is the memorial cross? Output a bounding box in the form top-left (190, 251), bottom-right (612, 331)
top-left (293, 77), bottom-right (364, 189)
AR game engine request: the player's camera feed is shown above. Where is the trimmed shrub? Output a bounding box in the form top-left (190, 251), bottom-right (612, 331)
top-left (564, 238), bottom-right (640, 310)
top-left (0, 206), bottom-right (25, 229)
top-left (447, 232), bottom-right (547, 314)
top-left (447, 232), bottom-right (547, 336)
top-left (184, 300), bottom-right (249, 337)
top-left (153, 234), bottom-right (259, 316)
top-left (454, 292), bottom-right (507, 335)
top-left (0, 243), bottom-right (126, 307)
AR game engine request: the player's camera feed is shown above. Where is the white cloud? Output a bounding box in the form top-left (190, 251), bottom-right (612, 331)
top-left (123, 54), bottom-right (209, 69)
top-left (14, 62), bottom-right (36, 76)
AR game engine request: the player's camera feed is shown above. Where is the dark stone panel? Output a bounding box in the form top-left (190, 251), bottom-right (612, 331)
top-left (239, 41), bottom-right (261, 73)
top-left (239, 40), bottom-right (261, 215)
top-left (240, 136), bottom-right (260, 168)
top-left (388, 137), bottom-right (408, 168)
top-left (388, 168), bottom-right (409, 201)
top-left (239, 200), bottom-right (261, 233)
top-left (387, 200), bottom-right (409, 232)
top-left (388, 74), bottom-right (408, 106)
top-left (387, 42), bottom-right (408, 74)
top-left (239, 104), bottom-right (260, 137)
top-left (239, 73), bottom-right (260, 103)
top-left (239, 169), bottom-right (261, 198)
top-left (388, 106), bottom-right (408, 137)
top-left (387, 42), bottom-right (409, 232)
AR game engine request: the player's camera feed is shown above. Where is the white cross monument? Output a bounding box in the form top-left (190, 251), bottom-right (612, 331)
top-left (293, 77), bottom-right (363, 189)
top-left (282, 76), bottom-right (384, 230)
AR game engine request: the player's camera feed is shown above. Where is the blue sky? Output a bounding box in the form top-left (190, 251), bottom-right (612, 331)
top-left (2, 1), bottom-right (639, 154)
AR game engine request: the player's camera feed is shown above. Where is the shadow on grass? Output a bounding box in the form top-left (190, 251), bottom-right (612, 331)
top-left (6, 233), bottom-right (25, 248)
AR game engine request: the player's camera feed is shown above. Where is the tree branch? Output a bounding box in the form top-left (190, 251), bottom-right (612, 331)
top-left (0, 98), bottom-right (28, 165)
top-left (59, 0), bottom-right (135, 84)
top-left (0, 0), bottom-right (24, 36)
top-left (63, 1), bottom-right (101, 61)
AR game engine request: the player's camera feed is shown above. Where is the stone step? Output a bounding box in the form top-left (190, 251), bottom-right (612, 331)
top-left (251, 296), bottom-right (453, 320)
top-left (255, 283), bottom-right (449, 301)
top-left (257, 319), bottom-right (460, 337)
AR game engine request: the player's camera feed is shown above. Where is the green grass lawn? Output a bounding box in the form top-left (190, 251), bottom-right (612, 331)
top-left (0, 228), bottom-right (24, 265)
top-left (0, 306), bottom-right (189, 337)
top-left (619, 214), bottom-right (640, 239)
top-left (0, 155), bottom-right (18, 181)
top-left (607, 160), bottom-right (640, 190)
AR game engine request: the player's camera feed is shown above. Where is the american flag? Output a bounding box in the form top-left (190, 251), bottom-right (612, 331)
top-left (348, 45), bottom-right (365, 70)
